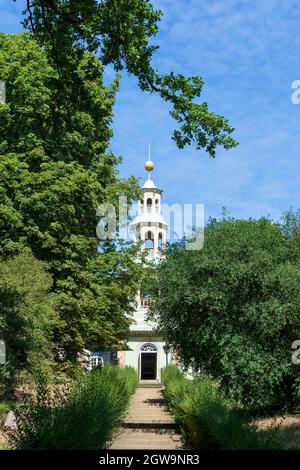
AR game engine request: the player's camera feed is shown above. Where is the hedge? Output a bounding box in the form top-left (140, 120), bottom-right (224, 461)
top-left (9, 366), bottom-right (138, 450)
top-left (162, 364), bottom-right (284, 450)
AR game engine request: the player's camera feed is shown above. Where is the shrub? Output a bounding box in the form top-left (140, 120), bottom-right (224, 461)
top-left (8, 366), bottom-right (138, 450)
top-left (0, 403), bottom-right (12, 424)
top-left (152, 218), bottom-right (300, 412)
top-left (161, 363), bottom-right (184, 385)
top-left (0, 250), bottom-right (56, 396)
top-left (162, 364), bottom-right (283, 450)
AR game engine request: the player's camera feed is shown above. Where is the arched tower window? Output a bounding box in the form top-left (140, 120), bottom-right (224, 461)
top-left (158, 232), bottom-right (163, 250)
top-left (140, 199), bottom-right (144, 213)
top-left (146, 198), bottom-right (152, 212)
top-left (145, 231), bottom-right (154, 252)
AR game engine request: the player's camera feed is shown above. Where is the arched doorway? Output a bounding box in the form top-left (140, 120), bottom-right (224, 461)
top-left (140, 343), bottom-right (157, 380)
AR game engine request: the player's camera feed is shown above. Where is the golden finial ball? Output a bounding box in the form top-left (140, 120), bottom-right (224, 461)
top-left (145, 160), bottom-right (154, 172)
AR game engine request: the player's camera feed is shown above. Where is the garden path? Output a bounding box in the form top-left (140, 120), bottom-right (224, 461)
top-left (110, 382), bottom-right (182, 449)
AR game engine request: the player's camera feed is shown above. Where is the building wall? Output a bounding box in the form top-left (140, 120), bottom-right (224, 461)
top-left (118, 350), bottom-right (126, 368)
top-left (123, 336), bottom-right (169, 382)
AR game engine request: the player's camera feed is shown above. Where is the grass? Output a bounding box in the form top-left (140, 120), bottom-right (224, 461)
top-left (162, 364), bottom-right (285, 450)
top-left (7, 365), bottom-right (138, 450)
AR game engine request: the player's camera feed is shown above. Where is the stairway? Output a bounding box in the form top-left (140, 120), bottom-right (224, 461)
top-left (138, 379), bottom-right (162, 388)
top-left (109, 384), bottom-right (182, 449)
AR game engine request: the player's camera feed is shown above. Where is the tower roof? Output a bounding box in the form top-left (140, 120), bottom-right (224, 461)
top-left (129, 211), bottom-right (168, 227)
top-left (142, 175), bottom-right (156, 189)
top-left (142, 174), bottom-right (162, 192)
top-left (129, 151), bottom-right (167, 228)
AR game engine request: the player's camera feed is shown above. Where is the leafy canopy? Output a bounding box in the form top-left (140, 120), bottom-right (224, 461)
top-left (0, 249), bottom-right (55, 391)
top-left (0, 33), bottom-right (142, 361)
top-left (150, 217), bottom-right (300, 411)
top-left (20, 0), bottom-right (238, 157)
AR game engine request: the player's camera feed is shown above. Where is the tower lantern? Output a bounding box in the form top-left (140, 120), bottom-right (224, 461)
top-left (130, 154), bottom-right (168, 260)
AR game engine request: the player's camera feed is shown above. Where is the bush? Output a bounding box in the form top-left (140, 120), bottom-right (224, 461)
top-left (152, 218), bottom-right (300, 412)
top-left (0, 403), bottom-right (12, 424)
top-left (8, 366), bottom-right (138, 450)
top-left (162, 364), bottom-right (283, 450)
top-left (161, 363), bottom-right (184, 384)
top-left (0, 250), bottom-right (56, 395)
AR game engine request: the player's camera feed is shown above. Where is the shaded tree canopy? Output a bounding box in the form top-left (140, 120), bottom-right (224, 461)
top-left (150, 217), bottom-right (300, 411)
top-left (1, 0), bottom-right (238, 374)
top-left (20, 0), bottom-right (237, 157)
top-left (0, 33), bottom-right (142, 362)
top-left (0, 249), bottom-right (55, 389)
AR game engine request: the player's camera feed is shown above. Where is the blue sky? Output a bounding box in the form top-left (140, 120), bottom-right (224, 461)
top-left (1, 0), bottom-right (300, 224)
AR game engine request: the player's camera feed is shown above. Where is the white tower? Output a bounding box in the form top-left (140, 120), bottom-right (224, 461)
top-left (118, 156), bottom-right (170, 382)
top-left (130, 157), bottom-right (168, 261)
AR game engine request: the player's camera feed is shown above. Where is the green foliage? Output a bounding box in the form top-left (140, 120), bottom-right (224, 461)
top-left (151, 218), bottom-right (300, 411)
top-left (9, 366), bottom-right (138, 450)
top-left (281, 207), bottom-right (300, 237)
top-left (162, 365), bottom-right (283, 450)
top-left (22, 0), bottom-right (237, 157)
top-left (161, 363), bottom-right (184, 384)
top-left (0, 249), bottom-right (56, 393)
top-left (0, 33), bottom-right (142, 361)
top-left (0, 402), bottom-right (12, 423)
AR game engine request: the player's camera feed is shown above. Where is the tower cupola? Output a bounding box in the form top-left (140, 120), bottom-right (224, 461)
top-left (129, 152), bottom-right (168, 260)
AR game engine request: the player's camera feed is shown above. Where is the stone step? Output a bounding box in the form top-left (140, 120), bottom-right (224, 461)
top-left (110, 429), bottom-right (182, 450)
top-left (124, 417), bottom-right (175, 424)
top-left (114, 431), bottom-right (181, 439)
top-left (110, 385), bottom-right (182, 449)
top-left (130, 411), bottom-right (170, 414)
top-left (110, 443), bottom-right (181, 449)
top-left (122, 422), bottom-right (179, 430)
top-left (138, 384), bottom-right (163, 388)
top-left (117, 428), bottom-right (181, 435)
top-left (125, 416), bottom-right (174, 422)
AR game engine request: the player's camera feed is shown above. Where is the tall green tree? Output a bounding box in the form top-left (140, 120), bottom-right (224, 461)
top-left (0, 249), bottom-right (55, 392)
top-left (2, 0), bottom-right (238, 369)
top-left (20, 0), bottom-right (237, 158)
top-left (0, 33), bottom-right (141, 362)
top-left (150, 218), bottom-right (300, 411)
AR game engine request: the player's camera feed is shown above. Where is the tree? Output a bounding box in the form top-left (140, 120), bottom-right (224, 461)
top-left (1, 0), bottom-right (238, 370)
top-left (281, 207), bottom-right (300, 237)
top-left (0, 249), bottom-right (56, 393)
top-left (20, 0), bottom-right (237, 158)
top-left (0, 33), bottom-right (142, 362)
top-left (150, 218), bottom-right (300, 411)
